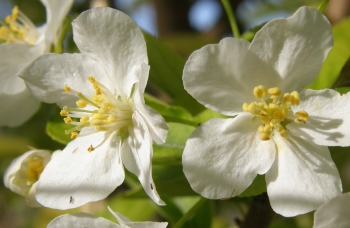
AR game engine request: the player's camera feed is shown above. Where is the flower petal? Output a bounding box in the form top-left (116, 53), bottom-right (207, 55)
top-left (182, 113), bottom-right (276, 199)
top-left (0, 43), bottom-right (44, 95)
top-left (121, 112), bottom-right (164, 205)
top-left (266, 133), bottom-right (342, 217)
top-left (108, 207), bottom-right (168, 228)
top-left (0, 87), bottom-right (40, 127)
top-left (40, 0), bottom-right (73, 46)
top-left (47, 213), bottom-right (120, 228)
top-left (314, 192), bottom-right (350, 228)
top-left (36, 131), bottom-right (125, 210)
top-left (133, 64), bottom-right (168, 144)
top-left (289, 89), bottom-right (350, 147)
top-left (249, 6), bottom-right (333, 91)
top-left (19, 53), bottom-right (109, 107)
top-left (72, 8), bottom-right (147, 96)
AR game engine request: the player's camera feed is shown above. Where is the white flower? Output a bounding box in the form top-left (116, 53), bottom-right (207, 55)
top-left (3, 149), bottom-right (59, 207)
top-left (313, 192), bottom-right (350, 228)
top-left (47, 206), bottom-right (168, 228)
top-left (0, 0), bottom-right (73, 127)
top-left (182, 6), bottom-right (350, 217)
top-left (20, 8), bottom-right (168, 209)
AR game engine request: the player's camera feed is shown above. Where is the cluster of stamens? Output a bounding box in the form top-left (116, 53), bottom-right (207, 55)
top-left (0, 6), bottom-right (39, 44)
top-left (61, 77), bottom-right (133, 152)
top-left (24, 156), bottom-right (45, 186)
top-left (242, 85), bottom-right (308, 141)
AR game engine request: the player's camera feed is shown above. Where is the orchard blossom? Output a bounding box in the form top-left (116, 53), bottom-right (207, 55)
top-left (313, 192), bottom-right (350, 228)
top-left (182, 6), bottom-right (350, 217)
top-left (47, 206), bottom-right (168, 228)
top-left (20, 8), bottom-right (168, 209)
top-left (4, 149), bottom-right (60, 207)
top-left (0, 0), bottom-right (73, 127)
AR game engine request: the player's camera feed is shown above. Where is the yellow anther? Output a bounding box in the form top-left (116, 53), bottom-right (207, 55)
top-left (88, 77), bottom-right (96, 83)
top-left (93, 82), bottom-right (100, 89)
top-left (248, 102), bottom-right (256, 112)
top-left (290, 91), bottom-right (300, 105)
top-left (268, 87), bottom-right (281, 99)
top-left (26, 168), bottom-right (38, 180)
top-left (108, 115), bottom-right (117, 122)
top-left (273, 110), bottom-right (283, 120)
top-left (294, 118), bottom-right (306, 124)
top-left (80, 116), bottom-right (89, 123)
top-left (90, 119), bottom-right (104, 126)
top-left (263, 124), bottom-right (272, 133)
top-left (64, 117), bottom-right (72, 124)
top-left (242, 103), bottom-right (249, 112)
top-left (95, 87), bottom-right (102, 95)
top-left (28, 158), bottom-right (42, 169)
top-left (88, 145), bottom-right (94, 152)
top-left (12, 6), bottom-right (19, 20)
top-left (60, 109), bottom-right (69, 116)
top-left (282, 108), bottom-right (289, 117)
top-left (76, 99), bottom-right (88, 108)
top-left (92, 94), bottom-right (105, 103)
top-left (260, 115), bottom-right (270, 125)
top-left (253, 85), bottom-right (268, 99)
top-left (268, 103), bottom-right (278, 110)
top-left (260, 132), bottom-right (270, 141)
top-left (295, 111), bottom-right (308, 119)
top-left (64, 85), bottom-right (71, 93)
top-left (71, 132), bottom-right (78, 139)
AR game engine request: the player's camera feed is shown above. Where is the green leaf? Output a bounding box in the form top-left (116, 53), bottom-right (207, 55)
top-left (239, 174), bottom-right (266, 197)
top-left (143, 32), bottom-right (204, 115)
top-left (46, 106), bottom-right (73, 145)
top-left (309, 17), bottom-right (350, 89)
top-left (144, 93), bottom-right (197, 126)
top-left (334, 87), bottom-right (350, 94)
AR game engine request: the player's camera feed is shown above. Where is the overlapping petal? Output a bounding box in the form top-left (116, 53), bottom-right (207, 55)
top-left (121, 112), bottom-right (164, 205)
top-left (289, 89), bottom-right (350, 147)
top-left (40, 0), bottom-right (73, 46)
top-left (183, 113), bottom-right (276, 199)
top-left (19, 53), bottom-right (109, 107)
top-left (36, 131), bottom-right (125, 210)
top-left (133, 64), bottom-right (167, 144)
top-left (72, 7), bottom-right (147, 96)
top-left (313, 192), bottom-right (350, 228)
top-left (47, 213), bottom-right (119, 228)
top-left (108, 207), bottom-right (168, 228)
top-left (249, 6), bottom-right (333, 92)
top-left (266, 133), bottom-right (342, 217)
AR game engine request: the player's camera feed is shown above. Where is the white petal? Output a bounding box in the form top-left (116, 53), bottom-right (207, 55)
top-left (40, 0), bottom-right (73, 46)
top-left (266, 133), bottom-right (342, 217)
top-left (0, 87), bottom-right (40, 127)
top-left (313, 192), bottom-right (350, 228)
top-left (249, 6), bottom-right (333, 92)
top-left (108, 207), bottom-right (168, 228)
top-left (72, 8), bottom-right (147, 96)
top-left (289, 89), bottom-right (350, 147)
top-left (36, 132), bottom-right (125, 210)
top-left (0, 43), bottom-right (44, 95)
top-left (182, 113), bottom-right (276, 199)
top-left (133, 64), bottom-right (168, 144)
top-left (121, 112), bottom-right (165, 205)
top-left (47, 213), bottom-right (120, 228)
top-left (19, 53), bottom-right (110, 107)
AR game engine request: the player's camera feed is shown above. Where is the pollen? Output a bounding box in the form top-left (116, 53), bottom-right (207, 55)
top-left (0, 6), bottom-right (39, 44)
top-left (25, 156), bottom-right (45, 184)
top-left (61, 77), bottom-right (134, 152)
top-left (243, 85), bottom-right (308, 141)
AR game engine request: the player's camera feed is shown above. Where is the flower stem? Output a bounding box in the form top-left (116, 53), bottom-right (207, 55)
top-left (173, 197), bottom-right (207, 228)
top-left (318, 0), bottom-right (329, 13)
top-left (221, 0), bottom-right (241, 38)
top-left (241, 193), bottom-right (275, 228)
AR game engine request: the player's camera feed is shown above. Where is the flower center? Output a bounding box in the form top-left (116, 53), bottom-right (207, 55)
top-left (0, 6), bottom-right (39, 44)
top-left (242, 85), bottom-right (308, 141)
top-left (61, 77), bottom-right (134, 152)
top-left (25, 156), bottom-right (45, 185)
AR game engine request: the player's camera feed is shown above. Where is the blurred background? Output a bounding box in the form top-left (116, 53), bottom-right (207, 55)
top-left (1, 0), bottom-right (350, 227)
